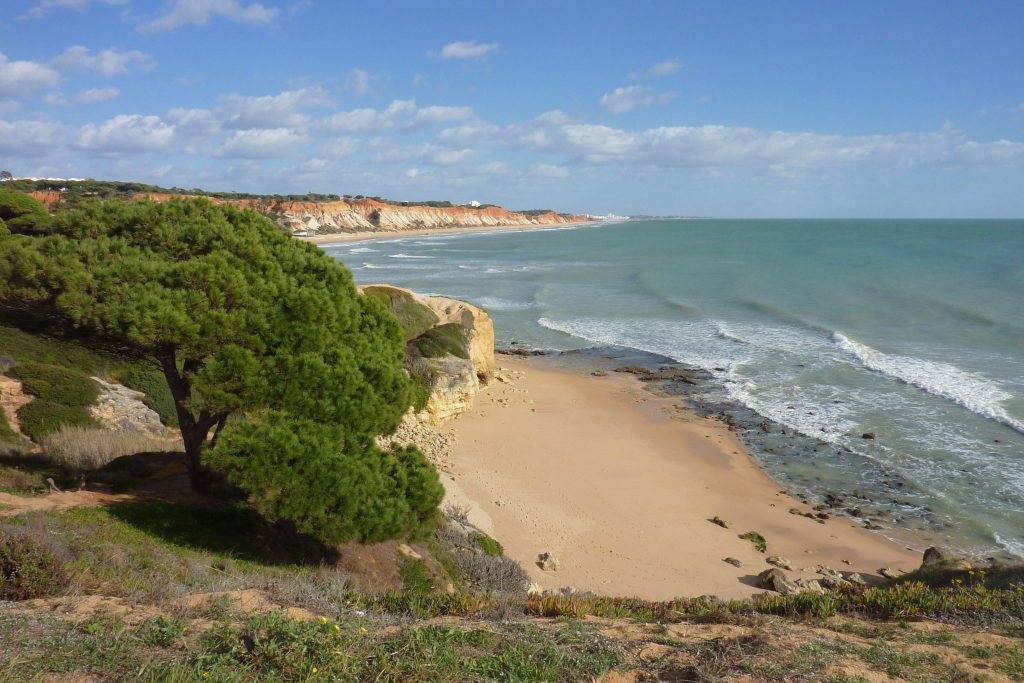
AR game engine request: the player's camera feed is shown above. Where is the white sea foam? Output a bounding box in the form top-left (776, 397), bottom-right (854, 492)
top-left (473, 297), bottom-right (535, 311)
top-left (348, 246), bottom-right (377, 253)
top-left (389, 253), bottom-right (433, 259)
top-left (833, 332), bottom-right (1024, 434)
top-left (357, 262), bottom-right (381, 269)
top-left (993, 532), bottom-right (1024, 558)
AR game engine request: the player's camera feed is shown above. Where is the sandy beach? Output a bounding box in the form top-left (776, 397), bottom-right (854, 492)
top-left (439, 356), bottom-right (920, 600)
top-left (299, 222), bottom-right (594, 245)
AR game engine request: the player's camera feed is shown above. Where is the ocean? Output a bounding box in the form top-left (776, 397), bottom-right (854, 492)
top-left (324, 219), bottom-right (1024, 558)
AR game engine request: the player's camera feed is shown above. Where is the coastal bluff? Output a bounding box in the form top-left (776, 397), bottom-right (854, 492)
top-left (360, 284), bottom-right (494, 423)
top-left (26, 191), bottom-right (587, 235)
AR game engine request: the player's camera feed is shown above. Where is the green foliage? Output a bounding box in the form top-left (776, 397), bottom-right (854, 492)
top-left (110, 363), bottom-right (177, 426)
top-left (206, 416), bottom-right (444, 544)
top-left (17, 401), bottom-right (96, 441)
top-left (414, 323), bottom-right (469, 359)
top-left (0, 197), bottom-right (431, 543)
top-left (739, 530), bottom-right (767, 553)
top-left (361, 286), bottom-right (439, 341)
top-left (0, 409), bottom-right (17, 442)
top-left (7, 362), bottom-right (98, 406)
top-left (0, 324), bottom-right (112, 376)
top-left (0, 524), bottom-right (71, 600)
top-left (0, 189), bottom-right (49, 233)
top-left (473, 532), bottom-right (504, 557)
top-left (408, 365), bottom-right (435, 412)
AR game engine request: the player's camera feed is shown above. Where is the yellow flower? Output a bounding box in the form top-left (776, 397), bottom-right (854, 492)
top-left (312, 666), bottom-right (318, 673)
top-left (320, 616), bottom-right (328, 624)
top-left (334, 624), bottom-right (341, 631)
top-left (360, 626), bottom-right (367, 634)
top-left (202, 674), bottom-right (209, 679)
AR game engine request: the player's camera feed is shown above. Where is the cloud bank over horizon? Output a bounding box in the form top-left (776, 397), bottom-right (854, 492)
top-left (1, 1), bottom-right (1023, 217)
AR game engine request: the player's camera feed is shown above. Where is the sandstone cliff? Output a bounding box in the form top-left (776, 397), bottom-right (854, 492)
top-left (27, 191), bottom-right (587, 234)
top-left (359, 284), bottom-right (494, 424)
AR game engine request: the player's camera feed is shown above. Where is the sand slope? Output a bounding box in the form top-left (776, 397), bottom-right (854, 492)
top-left (442, 357), bottom-right (919, 600)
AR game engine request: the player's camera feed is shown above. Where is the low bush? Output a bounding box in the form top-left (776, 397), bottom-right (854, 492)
top-left (7, 362), bottom-right (98, 406)
top-left (414, 323), bottom-right (469, 359)
top-left (40, 425), bottom-right (181, 472)
top-left (17, 400), bottom-right (96, 441)
top-left (739, 530), bottom-right (767, 553)
top-left (473, 531), bottom-right (504, 557)
top-left (110, 363), bottom-right (177, 427)
top-left (0, 524), bottom-right (71, 600)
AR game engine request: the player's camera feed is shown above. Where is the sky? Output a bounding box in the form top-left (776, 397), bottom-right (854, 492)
top-left (1, 1), bottom-right (1023, 217)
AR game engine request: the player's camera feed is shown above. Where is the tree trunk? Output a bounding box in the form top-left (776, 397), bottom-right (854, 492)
top-left (158, 351), bottom-right (222, 491)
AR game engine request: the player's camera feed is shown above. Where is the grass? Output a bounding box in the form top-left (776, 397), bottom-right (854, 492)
top-left (362, 286), bottom-right (440, 341)
top-left (16, 399), bottom-right (97, 441)
top-left (0, 610), bottom-right (621, 682)
top-left (6, 361), bottom-right (99, 406)
top-left (739, 530), bottom-right (767, 553)
top-left (413, 323), bottom-right (469, 360)
top-left (39, 425), bottom-right (181, 472)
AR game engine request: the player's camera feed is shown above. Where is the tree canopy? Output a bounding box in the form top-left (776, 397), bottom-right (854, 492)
top-left (0, 189), bottom-right (49, 233)
top-left (0, 195), bottom-right (442, 543)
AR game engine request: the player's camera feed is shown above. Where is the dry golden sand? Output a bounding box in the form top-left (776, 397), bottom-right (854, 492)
top-left (440, 356), bottom-right (920, 600)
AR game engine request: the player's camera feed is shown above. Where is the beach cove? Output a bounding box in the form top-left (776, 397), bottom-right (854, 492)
top-left (438, 355), bottom-right (918, 600)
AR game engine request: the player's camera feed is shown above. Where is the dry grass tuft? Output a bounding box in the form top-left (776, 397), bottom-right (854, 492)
top-left (40, 425), bottom-right (182, 472)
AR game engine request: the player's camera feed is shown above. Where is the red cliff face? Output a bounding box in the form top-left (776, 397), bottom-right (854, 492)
top-left (218, 197), bottom-right (587, 234)
top-left (28, 191), bottom-right (587, 234)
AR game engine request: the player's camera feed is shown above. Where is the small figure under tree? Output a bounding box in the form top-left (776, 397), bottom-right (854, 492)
top-left (0, 195), bottom-right (442, 543)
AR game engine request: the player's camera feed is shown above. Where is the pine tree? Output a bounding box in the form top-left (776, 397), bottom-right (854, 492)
top-left (0, 196), bottom-right (442, 543)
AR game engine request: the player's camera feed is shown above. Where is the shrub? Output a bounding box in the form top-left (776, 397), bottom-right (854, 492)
top-left (0, 189), bottom-right (49, 234)
top-left (40, 425), bottom-right (182, 472)
top-left (110, 364), bottom-right (177, 427)
top-left (0, 524), bottom-right (71, 600)
top-left (414, 323), bottom-right (469, 359)
top-left (7, 362), bottom-right (98, 406)
top-left (474, 532), bottom-right (504, 557)
top-left (362, 286), bottom-right (439, 341)
top-left (17, 400), bottom-right (96, 441)
top-left (739, 531), bottom-right (767, 553)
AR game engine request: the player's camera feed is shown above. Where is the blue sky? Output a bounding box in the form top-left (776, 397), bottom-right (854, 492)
top-left (1, 0), bottom-right (1023, 217)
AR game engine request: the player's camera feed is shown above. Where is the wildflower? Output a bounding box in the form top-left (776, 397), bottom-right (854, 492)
top-left (312, 666), bottom-right (318, 673)
top-left (334, 624), bottom-right (340, 631)
top-left (202, 674), bottom-right (209, 679)
top-left (320, 616), bottom-right (328, 624)
top-left (360, 626), bottom-right (367, 634)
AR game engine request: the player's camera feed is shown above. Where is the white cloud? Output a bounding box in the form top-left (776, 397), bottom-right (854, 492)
top-left (599, 85), bottom-right (654, 115)
top-left (76, 87), bottom-right (119, 103)
top-left (346, 68), bottom-right (376, 96)
top-left (44, 91), bottom-right (68, 105)
top-left (323, 136), bottom-right (359, 158)
top-left (411, 105), bottom-right (474, 127)
top-left (76, 114), bottom-right (175, 152)
top-left (52, 46), bottom-right (155, 77)
top-left (0, 119), bottom-right (68, 155)
top-left (217, 127), bottom-right (309, 158)
top-left (528, 163), bottom-right (569, 178)
top-left (22, 0), bottom-right (128, 20)
top-left (319, 99), bottom-right (416, 133)
top-left (434, 40), bottom-right (499, 60)
top-left (0, 53), bottom-right (61, 97)
top-left (629, 58), bottom-right (682, 80)
top-left (216, 86), bottom-right (330, 129)
top-left (140, 0), bottom-right (279, 32)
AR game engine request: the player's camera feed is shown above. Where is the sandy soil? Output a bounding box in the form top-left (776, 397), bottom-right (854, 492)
top-left (299, 221), bottom-right (593, 245)
top-left (441, 356), bottom-right (920, 600)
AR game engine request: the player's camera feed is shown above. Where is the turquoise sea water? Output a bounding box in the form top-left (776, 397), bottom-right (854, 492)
top-left (325, 219), bottom-right (1024, 557)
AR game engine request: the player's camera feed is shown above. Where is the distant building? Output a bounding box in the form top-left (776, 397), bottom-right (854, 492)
top-left (470, 200), bottom-right (481, 207)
